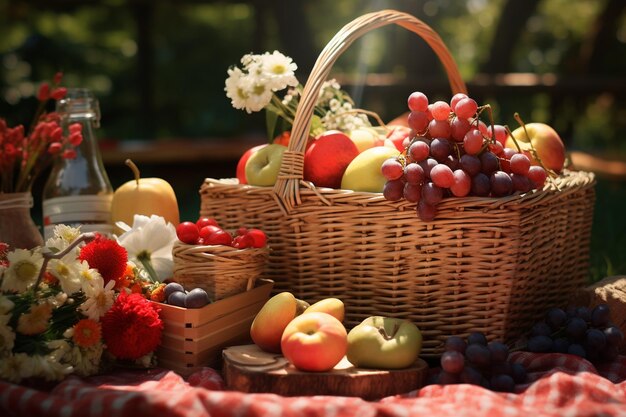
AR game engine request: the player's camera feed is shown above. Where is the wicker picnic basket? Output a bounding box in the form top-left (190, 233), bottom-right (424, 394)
top-left (199, 10), bottom-right (596, 355)
top-left (172, 242), bottom-right (269, 300)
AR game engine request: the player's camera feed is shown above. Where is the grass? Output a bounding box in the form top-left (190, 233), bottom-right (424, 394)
top-left (588, 177), bottom-right (626, 283)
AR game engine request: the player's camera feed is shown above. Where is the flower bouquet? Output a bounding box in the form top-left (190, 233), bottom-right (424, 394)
top-left (0, 73), bottom-right (83, 194)
top-left (0, 224), bottom-right (167, 384)
top-left (225, 50), bottom-right (378, 141)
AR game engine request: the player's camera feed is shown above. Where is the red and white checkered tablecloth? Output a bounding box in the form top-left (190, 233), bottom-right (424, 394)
top-left (2, 353), bottom-right (626, 417)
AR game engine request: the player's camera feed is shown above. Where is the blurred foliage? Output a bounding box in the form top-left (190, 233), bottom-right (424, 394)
top-left (0, 0), bottom-right (624, 151)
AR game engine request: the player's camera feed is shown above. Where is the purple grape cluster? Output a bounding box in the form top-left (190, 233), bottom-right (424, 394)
top-left (431, 332), bottom-right (527, 392)
top-left (381, 91), bottom-right (549, 221)
top-left (164, 282), bottom-right (211, 309)
top-left (526, 304), bottom-right (624, 363)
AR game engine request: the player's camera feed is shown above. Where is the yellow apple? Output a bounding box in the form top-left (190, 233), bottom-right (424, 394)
top-left (111, 159), bottom-right (180, 235)
top-left (340, 146), bottom-right (401, 192)
top-left (349, 127), bottom-right (383, 153)
top-left (505, 123), bottom-right (566, 173)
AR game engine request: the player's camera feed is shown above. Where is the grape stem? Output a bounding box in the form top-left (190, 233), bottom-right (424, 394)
top-left (510, 113), bottom-right (561, 189)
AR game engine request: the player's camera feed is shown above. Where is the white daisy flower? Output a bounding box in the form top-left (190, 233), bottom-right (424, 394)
top-left (246, 82), bottom-right (273, 113)
top-left (260, 50), bottom-right (298, 91)
top-left (225, 66), bottom-right (253, 113)
top-left (79, 279), bottom-right (115, 321)
top-left (48, 258), bottom-right (82, 295)
top-left (46, 224), bottom-right (82, 252)
top-left (0, 249), bottom-right (43, 293)
top-left (0, 314), bottom-right (16, 352)
top-left (116, 214), bottom-right (177, 282)
top-left (76, 260), bottom-right (104, 293)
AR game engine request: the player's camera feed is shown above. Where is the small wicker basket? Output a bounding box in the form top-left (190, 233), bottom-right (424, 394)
top-left (199, 10), bottom-right (596, 355)
top-left (172, 242), bottom-right (269, 300)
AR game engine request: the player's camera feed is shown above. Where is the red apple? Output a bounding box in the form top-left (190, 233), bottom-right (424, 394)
top-left (303, 130), bottom-right (360, 189)
top-left (281, 312), bottom-right (348, 372)
top-left (236, 144), bottom-right (267, 184)
top-left (386, 125), bottom-right (412, 152)
top-left (505, 123), bottom-right (566, 173)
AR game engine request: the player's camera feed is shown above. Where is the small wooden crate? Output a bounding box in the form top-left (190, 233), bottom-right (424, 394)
top-left (153, 279), bottom-right (274, 376)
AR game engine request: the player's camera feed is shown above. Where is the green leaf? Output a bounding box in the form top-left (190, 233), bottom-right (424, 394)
top-left (265, 109), bottom-right (279, 142)
top-left (309, 115), bottom-right (324, 137)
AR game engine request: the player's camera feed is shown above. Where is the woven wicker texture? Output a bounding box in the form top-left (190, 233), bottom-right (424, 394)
top-left (173, 242), bottom-right (269, 301)
top-left (199, 10), bottom-right (596, 355)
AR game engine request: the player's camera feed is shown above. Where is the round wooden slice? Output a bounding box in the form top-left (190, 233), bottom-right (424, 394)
top-left (222, 344), bottom-right (429, 400)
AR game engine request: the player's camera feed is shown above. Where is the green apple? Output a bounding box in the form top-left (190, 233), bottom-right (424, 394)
top-left (346, 316), bottom-right (422, 369)
top-left (340, 146), bottom-right (400, 192)
top-left (245, 143), bottom-right (288, 186)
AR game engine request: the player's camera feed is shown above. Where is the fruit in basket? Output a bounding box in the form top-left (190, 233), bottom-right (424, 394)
top-left (185, 288), bottom-right (211, 308)
top-left (176, 222), bottom-right (200, 244)
top-left (381, 91), bottom-right (551, 221)
top-left (236, 144), bottom-right (267, 185)
top-left (385, 125), bottom-right (412, 151)
top-left (303, 298), bottom-right (345, 322)
top-left (164, 282), bottom-right (211, 308)
top-left (245, 144), bottom-right (288, 186)
top-left (341, 146), bottom-right (401, 192)
top-left (346, 316), bottom-right (422, 369)
top-left (111, 159), bottom-right (180, 235)
top-left (250, 291), bottom-right (298, 353)
top-left (303, 130), bottom-right (360, 189)
top-left (348, 127), bottom-right (383, 153)
top-left (281, 312), bottom-right (348, 372)
top-left (505, 122), bottom-right (566, 173)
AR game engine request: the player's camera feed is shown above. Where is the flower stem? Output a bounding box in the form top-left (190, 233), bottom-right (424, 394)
top-left (34, 232), bottom-right (97, 291)
top-left (136, 252), bottom-right (159, 283)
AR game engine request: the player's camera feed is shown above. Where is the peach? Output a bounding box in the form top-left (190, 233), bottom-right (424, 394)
top-left (281, 312), bottom-right (348, 372)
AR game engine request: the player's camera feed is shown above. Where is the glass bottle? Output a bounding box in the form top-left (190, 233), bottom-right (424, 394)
top-left (42, 88), bottom-right (113, 240)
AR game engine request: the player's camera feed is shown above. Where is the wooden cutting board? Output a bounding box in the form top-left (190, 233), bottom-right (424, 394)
top-left (222, 344), bottom-right (429, 400)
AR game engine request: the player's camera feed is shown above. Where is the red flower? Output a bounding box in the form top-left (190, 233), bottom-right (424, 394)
top-left (37, 82), bottom-right (50, 101)
top-left (79, 235), bottom-right (128, 285)
top-left (101, 292), bottom-right (162, 360)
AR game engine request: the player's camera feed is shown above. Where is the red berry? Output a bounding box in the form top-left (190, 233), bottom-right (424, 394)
top-left (196, 217), bottom-right (219, 229)
top-left (199, 225), bottom-right (222, 241)
top-left (206, 230), bottom-right (232, 246)
top-left (246, 229), bottom-right (267, 248)
top-left (232, 234), bottom-right (255, 249)
top-left (176, 222), bottom-right (200, 244)
top-left (236, 227), bottom-right (249, 236)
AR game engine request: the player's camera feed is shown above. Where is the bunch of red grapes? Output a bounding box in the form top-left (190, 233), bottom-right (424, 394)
top-left (382, 91), bottom-right (548, 221)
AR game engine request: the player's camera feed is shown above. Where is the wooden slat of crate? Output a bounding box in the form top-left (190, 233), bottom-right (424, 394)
top-left (160, 306), bottom-right (257, 354)
top-left (160, 301), bottom-right (264, 339)
top-left (156, 280), bottom-right (273, 327)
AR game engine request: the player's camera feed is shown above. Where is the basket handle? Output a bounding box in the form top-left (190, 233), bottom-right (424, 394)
top-left (272, 9), bottom-right (467, 213)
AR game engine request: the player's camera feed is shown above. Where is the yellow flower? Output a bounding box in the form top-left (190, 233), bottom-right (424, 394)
top-left (17, 302), bottom-right (53, 335)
